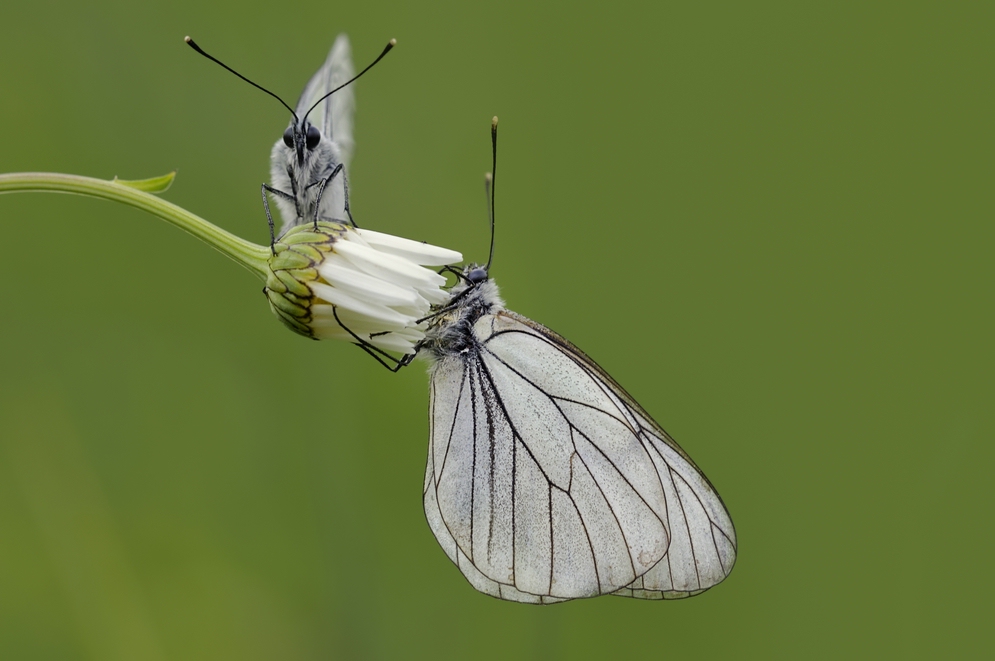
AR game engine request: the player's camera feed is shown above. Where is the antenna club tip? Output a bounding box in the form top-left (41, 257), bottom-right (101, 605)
top-left (389, 38), bottom-right (397, 46)
top-left (184, 36), bottom-right (193, 43)
top-left (492, 116), bottom-right (499, 127)
top-left (485, 172), bottom-right (493, 182)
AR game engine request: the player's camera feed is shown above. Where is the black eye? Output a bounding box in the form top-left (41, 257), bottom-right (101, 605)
top-left (467, 268), bottom-right (488, 284)
top-left (306, 125), bottom-right (321, 150)
top-left (283, 127), bottom-right (294, 148)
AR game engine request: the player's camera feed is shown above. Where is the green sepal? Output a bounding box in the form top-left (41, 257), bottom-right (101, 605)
top-left (287, 243), bottom-right (325, 263)
top-left (265, 282), bottom-right (309, 318)
top-left (265, 274), bottom-right (288, 294)
top-left (269, 301), bottom-right (313, 337)
top-left (280, 224), bottom-right (347, 245)
top-left (274, 268), bottom-right (312, 298)
top-left (270, 250), bottom-right (314, 271)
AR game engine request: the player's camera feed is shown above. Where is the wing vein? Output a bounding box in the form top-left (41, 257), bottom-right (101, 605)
top-left (668, 466), bottom-right (702, 589)
top-left (482, 340), bottom-right (670, 551)
top-left (468, 358), bottom-right (478, 563)
top-left (572, 448), bottom-right (638, 581)
top-left (485, 329), bottom-right (639, 431)
top-left (438, 361), bottom-right (469, 485)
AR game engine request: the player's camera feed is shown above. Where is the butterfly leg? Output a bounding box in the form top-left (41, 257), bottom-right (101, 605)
top-left (311, 163), bottom-right (357, 229)
top-left (340, 165), bottom-right (355, 227)
top-left (331, 306), bottom-right (417, 373)
top-left (262, 183), bottom-right (296, 248)
top-left (413, 280), bottom-right (476, 326)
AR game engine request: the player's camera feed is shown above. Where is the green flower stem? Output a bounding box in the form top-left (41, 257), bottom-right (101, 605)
top-left (0, 172), bottom-right (270, 278)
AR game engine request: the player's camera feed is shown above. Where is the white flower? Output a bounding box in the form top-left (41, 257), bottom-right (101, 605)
top-left (264, 223), bottom-right (462, 353)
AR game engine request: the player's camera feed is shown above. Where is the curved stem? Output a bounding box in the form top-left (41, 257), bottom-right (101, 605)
top-left (0, 172), bottom-right (270, 278)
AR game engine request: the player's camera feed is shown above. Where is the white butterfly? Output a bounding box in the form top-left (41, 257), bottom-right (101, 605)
top-left (185, 34), bottom-right (394, 239)
top-left (418, 267), bottom-right (737, 603)
top-left (266, 34), bottom-right (357, 237)
top-left (406, 121), bottom-right (737, 603)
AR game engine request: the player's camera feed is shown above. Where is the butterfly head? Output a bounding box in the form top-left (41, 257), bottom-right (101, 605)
top-left (444, 263), bottom-right (490, 301)
top-left (465, 264), bottom-right (489, 285)
top-left (440, 263), bottom-right (502, 315)
top-left (282, 120), bottom-right (322, 168)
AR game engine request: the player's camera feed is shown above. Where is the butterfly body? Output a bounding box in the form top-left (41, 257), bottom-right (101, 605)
top-left (269, 127), bottom-right (348, 229)
top-left (420, 268), bottom-right (737, 603)
top-left (268, 35), bottom-right (355, 236)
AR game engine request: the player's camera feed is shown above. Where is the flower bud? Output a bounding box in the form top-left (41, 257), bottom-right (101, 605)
top-left (264, 222), bottom-right (462, 353)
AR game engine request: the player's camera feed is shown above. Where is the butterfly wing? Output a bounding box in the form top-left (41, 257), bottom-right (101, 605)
top-left (505, 314), bottom-right (739, 599)
top-left (294, 34), bottom-right (356, 168)
top-left (424, 309), bottom-right (736, 603)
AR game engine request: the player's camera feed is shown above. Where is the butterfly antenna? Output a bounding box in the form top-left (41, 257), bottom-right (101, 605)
top-left (303, 39), bottom-right (396, 123)
top-left (484, 116), bottom-right (498, 272)
top-left (185, 36), bottom-right (298, 121)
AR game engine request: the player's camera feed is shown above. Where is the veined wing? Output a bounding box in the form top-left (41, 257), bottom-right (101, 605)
top-left (424, 310), bottom-right (736, 603)
top-left (496, 310), bottom-right (737, 599)
top-left (296, 34), bottom-right (355, 168)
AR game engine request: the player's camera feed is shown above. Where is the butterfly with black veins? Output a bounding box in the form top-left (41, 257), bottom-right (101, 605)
top-left (184, 34), bottom-right (395, 239)
top-left (402, 120), bottom-right (737, 603)
top-left (417, 264), bottom-right (737, 603)
top-left (268, 34), bottom-right (364, 236)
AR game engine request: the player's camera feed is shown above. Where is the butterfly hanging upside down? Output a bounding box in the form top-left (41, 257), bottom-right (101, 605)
top-left (368, 119), bottom-right (737, 604)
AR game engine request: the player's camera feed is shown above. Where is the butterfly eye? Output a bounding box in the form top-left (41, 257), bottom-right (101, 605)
top-left (306, 125), bottom-right (321, 150)
top-left (467, 268), bottom-right (488, 284)
top-left (282, 126), bottom-right (294, 148)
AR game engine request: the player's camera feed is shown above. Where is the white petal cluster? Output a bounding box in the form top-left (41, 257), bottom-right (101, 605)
top-left (307, 228), bottom-right (461, 352)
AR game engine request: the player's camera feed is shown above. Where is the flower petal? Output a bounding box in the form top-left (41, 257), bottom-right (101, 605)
top-left (365, 333), bottom-right (418, 353)
top-left (418, 285), bottom-right (451, 305)
top-left (355, 228), bottom-right (463, 266)
top-left (335, 239), bottom-right (449, 289)
top-left (309, 285), bottom-right (413, 330)
top-left (317, 256), bottom-right (422, 308)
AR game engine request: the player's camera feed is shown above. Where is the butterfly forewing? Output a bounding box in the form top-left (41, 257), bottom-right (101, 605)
top-left (427, 351), bottom-right (622, 602)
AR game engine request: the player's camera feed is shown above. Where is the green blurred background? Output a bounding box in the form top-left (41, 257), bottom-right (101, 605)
top-left (1, 1), bottom-right (992, 659)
